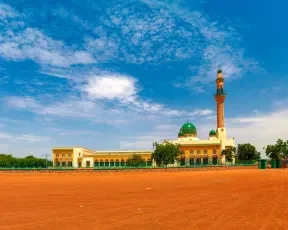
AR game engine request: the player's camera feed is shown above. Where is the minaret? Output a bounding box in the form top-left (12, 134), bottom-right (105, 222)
top-left (214, 69), bottom-right (226, 128)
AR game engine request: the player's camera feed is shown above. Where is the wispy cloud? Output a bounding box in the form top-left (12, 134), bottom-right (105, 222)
top-left (0, 4), bottom-right (95, 67)
top-left (0, 3), bottom-right (18, 19)
top-left (0, 131), bottom-right (50, 143)
top-left (0, 27), bottom-right (95, 67)
top-left (137, 0), bottom-right (262, 87)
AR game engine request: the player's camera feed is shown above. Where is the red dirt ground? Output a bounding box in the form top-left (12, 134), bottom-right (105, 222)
top-left (1, 169), bottom-right (288, 230)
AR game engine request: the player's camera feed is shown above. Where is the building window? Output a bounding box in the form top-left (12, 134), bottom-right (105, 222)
top-left (62, 154), bottom-right (65, 157)
top-left (190, 150), bottom-right (194, 155)
top-left (68, 153), bottom-right (72, 157)
top-left (197, 150), bottom-right (201, 154)
top-left (78, 152), bottom-right (81, 157)
top-left (67, 161), bottom-right (72, 166)
top-left (204, 150), bottom-right (208, 154)
top-left (78, 162), bottom-right (82, 167)
top-left (56, 154), bottom-right (59, 157)
top-left (213, 149), bottom-right (217, 154)
top-left (86, 161), bottom-right (90, 167)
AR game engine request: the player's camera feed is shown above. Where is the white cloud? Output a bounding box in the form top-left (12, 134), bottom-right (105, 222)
top-left (16, 134), bottom-right (51, 142)
top-left (0, 131), bottom-right (50, 143)
top-left (5, 93), bottom-right (214, 125)
top-left (154, 124), bottom-right (179, 131)
top-left (0, 28), bottom-right (95, 67)
top-left (79, 73), bottom-right (214, 116)
top-left (0, 3), bottom-right (18, 19)
top-left (139, 0), bottom-right (262, 87)
top-left (189, 109), bottom-right (213, 116)
top-left (83, 75), bottom-right (137, 100)
top-left (0, 4), bottom-right (95, 68)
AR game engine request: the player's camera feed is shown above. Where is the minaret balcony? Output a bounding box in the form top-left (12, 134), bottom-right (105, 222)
top-left (214, 92), bottom-right (226, 96)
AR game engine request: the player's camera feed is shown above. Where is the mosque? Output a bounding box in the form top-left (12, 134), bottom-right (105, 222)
top-left (52, 69), bottom-right (235, 167)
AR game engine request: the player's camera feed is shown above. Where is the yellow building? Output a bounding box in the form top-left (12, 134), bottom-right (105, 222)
top-left (52, 147), bottom-right (153, 168)
top-left (52, 69), bottom-right (235, 168)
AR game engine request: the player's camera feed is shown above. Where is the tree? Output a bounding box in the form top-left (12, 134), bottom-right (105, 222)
top-left (281, 140), bottom-right (288, 164)
top-left (0, 154), bottom-right (52, 168)
top-left (126, 154), bottom-right (146, 167)
top-left (265, 139), bottom-right (288, 163)
top-left (221, 147), bottom-right (236, 163)
top-left (152, 141), bottom-right (183, 166)
top-left (236, 143), bottom-right (259, 161)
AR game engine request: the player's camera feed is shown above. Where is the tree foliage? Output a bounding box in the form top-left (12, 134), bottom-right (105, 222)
top-left (236, 143), bottom-right (259, 161)
top-left (0, 154), bottom-right (52, 168)
top-left (152, 141), bottom-right (183, 166)
top-left (221, 147), bottom-right (236, 163)
top-left (126, 154), bottom-right (146, 167)
top-left (264, 139), bottom-right (288, 163)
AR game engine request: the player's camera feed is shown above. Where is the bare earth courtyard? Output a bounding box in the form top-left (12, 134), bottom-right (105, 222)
top-left (1, 169), bottom-right (288, 230)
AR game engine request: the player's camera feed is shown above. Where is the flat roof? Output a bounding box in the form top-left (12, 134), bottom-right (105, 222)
top-left (52, 147), bottom-right (152, 153)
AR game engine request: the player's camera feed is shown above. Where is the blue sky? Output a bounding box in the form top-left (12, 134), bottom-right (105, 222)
top-left (0, 0), bottom-right (287, 157)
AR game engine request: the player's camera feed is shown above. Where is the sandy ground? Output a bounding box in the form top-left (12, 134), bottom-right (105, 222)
top-left (0, 169), bottom-right (288, 230)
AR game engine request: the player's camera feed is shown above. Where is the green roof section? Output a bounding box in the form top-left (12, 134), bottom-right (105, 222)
top-left (178, 130), bottom-right (184, 137)
top-left (209, 130), bottom-right (216, 136)
top-left (217, 69), bottom-right (222, 74)
top-left (179, 122), bottom-right (197, 135)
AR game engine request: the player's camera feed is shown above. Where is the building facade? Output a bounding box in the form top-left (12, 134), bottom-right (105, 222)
top-left (52, 147), bottom-right (153, 168)
top-left (52, 69), bottom-right (235, 167)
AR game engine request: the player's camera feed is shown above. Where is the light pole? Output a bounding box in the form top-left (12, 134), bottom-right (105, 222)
top-left (41, 154), bottom-right (50, 168)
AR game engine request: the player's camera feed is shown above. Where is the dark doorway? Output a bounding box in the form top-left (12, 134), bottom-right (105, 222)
top-left (190, 158), bottom-right (194, 165)
top-left (203, 158), bottom-right (208, 165)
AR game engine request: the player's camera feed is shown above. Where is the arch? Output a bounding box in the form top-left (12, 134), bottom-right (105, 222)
top-left (203, 158), bottom-right (208, 165)
top-left (110, 159), bottom-right (115, 167)
top-left (190, 150), bottom-right (194, 155)
top-left (204, 150), bottom-right (208, 155)
top-left (190, 158), bottom-right (194, 165)
top-left (94, 160), bottom-right (99, 167)
top-left (213, 149), bottom-right (217, 155)
top-left (212, 155), bottom-right (218, 165)
top-left (196, 158), bottom-right (201, 165)
top-left (197, 150), bottom-right (201, 155)
top-left (115, 159), bottom-right (120, 167)
top-left (146, 158), bottom-right (152, 167)
top-left (180, 157), bottom-right (185, 166)
top-left (100, 159), bottom-right (104, 167)
top-left (105, 159), bottom-right (109, 167)
top-left (120, 159), bottom-right (125, 167)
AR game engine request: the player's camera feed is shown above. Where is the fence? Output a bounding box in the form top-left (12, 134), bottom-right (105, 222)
top-left (0, 160), bottom-right (257, 171)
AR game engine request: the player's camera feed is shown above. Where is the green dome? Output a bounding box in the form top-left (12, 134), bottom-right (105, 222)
top-left (180, 122), bottom-right (197, 135)
top-left (178, 130), bottom-right (184, 137)
top-left (217, 69), bottom-right (222, 74)
top-left (209, 130), bottom-right (216, 136)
